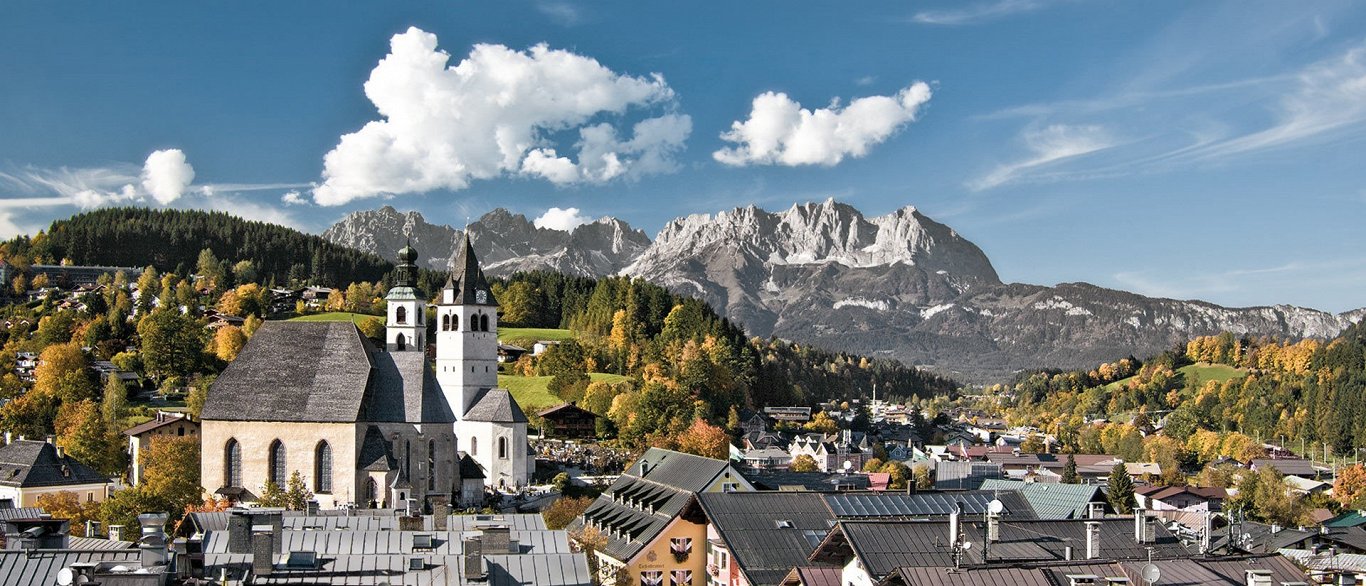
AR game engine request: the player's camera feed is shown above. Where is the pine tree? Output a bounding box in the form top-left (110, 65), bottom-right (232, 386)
top-left (1107, 462), bottom-right (1135, 514)
top-left (1062, 453), bottom-right (1080, 484)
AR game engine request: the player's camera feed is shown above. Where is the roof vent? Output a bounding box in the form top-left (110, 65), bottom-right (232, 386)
top-left (775, 520), bottom-right (794, 529)
top-left (285, 551), bottom-right (317, 569)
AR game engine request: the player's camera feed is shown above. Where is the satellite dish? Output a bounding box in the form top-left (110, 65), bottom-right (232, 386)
top-left (988, 499), bottom-right (1005, 515)
top-left (961, 541), bottom-right (973, 550)
top-left (56, 568), bottom-right (74, 586)
top-left (843, 461), bottom-right (853, 471)
top-left (1141, 563), bottom-right (1161, 585)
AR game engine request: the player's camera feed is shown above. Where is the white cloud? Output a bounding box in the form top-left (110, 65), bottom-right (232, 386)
top-left (313, 28), bottom-right (690, 206)
top-left (140, 149), bottom-right (196, 205)
top-left (713, 82), bottom-right (932, 167)
top-left (536, 0), bottom-right (583, 26)
top-left (968, 124), bottom-right (1114, 190)
top-left (1181, 43), bottom-right (1366, 160)
top-left (280, 190), bottom-right (308, 206)
top-left (912, 0), bottom-right (1052, 26)
top-left (533, 207), bottom-right (591, 232)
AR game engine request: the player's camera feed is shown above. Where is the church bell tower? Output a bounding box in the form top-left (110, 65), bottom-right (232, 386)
top-left (385, 241), bottom-right (424, 352)
top-left (435, 235), bottom-right (499, 418)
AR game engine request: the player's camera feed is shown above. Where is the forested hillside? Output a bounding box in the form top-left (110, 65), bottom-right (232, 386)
top-left (7, 208), bottom-right (394, 286)
top-left (993, 324), bottom-right (1366, 460)
top-left (489, 271), bottom-right (958, 450)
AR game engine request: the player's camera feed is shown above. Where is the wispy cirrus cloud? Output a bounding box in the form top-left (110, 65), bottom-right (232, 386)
top-left (911, 0), bottom-right (1057, 26)
top-left (967, 124), bottom-right (1115, 190)
top-left (1113, 257), bottom-right (1366, 310)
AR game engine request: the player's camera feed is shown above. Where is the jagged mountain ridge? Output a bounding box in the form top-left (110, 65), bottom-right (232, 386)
top-left (322, 200), bottom-right (1364, 382)
top-left (321, 206), bottom-right (651, 277)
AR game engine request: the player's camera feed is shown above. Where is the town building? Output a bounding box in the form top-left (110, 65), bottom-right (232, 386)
top-left (123, 411), bottom-right (199, 486)
top-left (570, 448), bottom-right (754, 586)
top-left (537, 402), bottom-right (599, 440)
top-left (0, 438), bottom-right (114, 507)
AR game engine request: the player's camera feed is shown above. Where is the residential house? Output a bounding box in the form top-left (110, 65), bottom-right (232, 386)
top-left (122, 411), bottom-right (200, 486)
top-left (0, 438), bottom-right (114, 507)
top-left (569, 448), bottom-right (754, 586)
top-left (537, 403), bottom-right (599, 440)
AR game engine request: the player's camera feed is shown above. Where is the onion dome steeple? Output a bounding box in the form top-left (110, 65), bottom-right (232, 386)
top-left (393, 239), bottom-right (419, 289)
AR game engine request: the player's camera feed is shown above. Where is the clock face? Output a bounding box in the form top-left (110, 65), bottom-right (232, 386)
top-left (475, 289), bottom-right (487, 304)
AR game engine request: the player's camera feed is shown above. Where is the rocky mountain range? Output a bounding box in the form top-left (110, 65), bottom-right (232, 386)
top-left (323, 200), bottom-right (1365, 383)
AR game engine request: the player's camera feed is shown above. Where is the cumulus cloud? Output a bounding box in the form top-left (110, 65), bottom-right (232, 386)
top-left (713, 82), bottom-right (932, 167)
top-left (280, 190), bottom-right (308, 206)
top-left (313, 28), bottom-right (691, 206)
top-left (968, 124), bottom-right (1114, 190)
top-left (533, 207), bottom-right (591, 231)
top-left (140, 149), bottom-right (196, 205)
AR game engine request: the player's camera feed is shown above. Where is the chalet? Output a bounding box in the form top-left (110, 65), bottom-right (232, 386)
top-left (123, 412), bottom-right (200, 486)
top-left (568, 448), bottom-right (753, 586)
top-left (497, 342), bottom-right (527, 363)
top-left (537, 402), bottom-right (598, 440)
top-left (1135, 485), bottom-right (1227, 512)
top-left (1250, 458), bottom-right (1320, 480)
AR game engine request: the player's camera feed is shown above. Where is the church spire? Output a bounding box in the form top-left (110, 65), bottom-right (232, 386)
top-left (442, 234), bottom-right (498, 306)
top-left (394, 239), bottom-right (419, 288)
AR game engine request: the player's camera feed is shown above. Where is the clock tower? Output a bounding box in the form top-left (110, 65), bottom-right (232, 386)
top-left (435, 235), bottom-right (500, 418)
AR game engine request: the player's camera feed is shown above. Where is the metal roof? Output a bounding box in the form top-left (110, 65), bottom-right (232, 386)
top-left (0, 551), bottom-right (140, 586)
top-left (203, 529), bottom-right (570, 555)
top-left (824, 492), bottom-right (1035, 519)
top-left (978, 480), bottom-right (1105, 520)
top-left (206, 553), bottom-right (589, 586)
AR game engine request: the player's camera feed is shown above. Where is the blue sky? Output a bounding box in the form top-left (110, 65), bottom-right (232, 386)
top-left (2, 1), bottom-right (1365, 312)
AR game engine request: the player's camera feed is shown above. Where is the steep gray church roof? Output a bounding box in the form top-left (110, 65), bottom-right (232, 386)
top-left (464, 389), bottom-right (528, 423)
top-left (203, 321), bottom-right (454, 424)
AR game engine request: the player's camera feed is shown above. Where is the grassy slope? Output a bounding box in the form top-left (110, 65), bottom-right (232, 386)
top-left (499, 372), bottom-right (629, 413)
top-left (498, 327), bottom-right (575, 344)
top-left (1105, 362), bottom-right (1248, 390)
top-left (288, 312), bottom-right (381, 325)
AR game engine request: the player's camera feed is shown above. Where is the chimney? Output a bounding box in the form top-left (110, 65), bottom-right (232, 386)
top-left (1064, 546), bottom-right (1073, 561)
top-left (1133, 505), bottom-right (1151, 544)
top-left (948, 504), bottom-right (961, 547)
top-left (1244, 569), bottom-right (1272, 586)
top-left (227, 512), bottom-right (252, 553)
top-left (137, 513), bottom-right (169, 568)
top-left (1089, 502), bottom-right (1106, 519)
top-left (432, 497), bottom-right (449, 531)
top-left (482, 525), bottom-right (512, 554)
top-left (1084, 521), bottom-right (1102, 559)
top-left (109, 525), bottom-right (125, 543)
top-left (251, 528), bottom-right (275, 577)
top-left (55, 445), bottom-right (65, 459)
top-left (85, 520), bottom-right (100, 538)
top-left (464, 536), bottom-right (487, 581)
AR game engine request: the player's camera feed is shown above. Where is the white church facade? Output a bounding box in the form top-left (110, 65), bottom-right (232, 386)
top-left (199, 238), bottom-right (530, 510)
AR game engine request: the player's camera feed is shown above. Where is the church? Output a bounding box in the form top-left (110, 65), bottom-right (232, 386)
top-left (199, 238), bottom-right (531, 510)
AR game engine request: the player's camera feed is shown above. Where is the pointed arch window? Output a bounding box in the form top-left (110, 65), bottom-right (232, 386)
top-left (224, 439), bottom-right (241, 488)
top-left (480, 314), bottom-right (490, 332)
top-left (427, 439), bottom-right (437, 492)
top-left (315, 441), bottom-right (333, 493)
top-left (396, 305), bottom-right (407, 324)
top-left (366, 478), bottom-right (378, 507)
top-left (498, 437), bottom-right (508, 459)
top-left (452, 314), bottom-right (459, 331)
top-left (442, 315), bottom-right (450, 331)
top-left (269, 440), bottom-right (286, 487)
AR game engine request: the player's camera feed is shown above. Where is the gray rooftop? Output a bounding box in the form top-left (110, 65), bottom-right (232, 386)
top-left (464, 389), bottom-right (528, 423)
top-left (0, 440), bottom-right (108, 488)
top-left (203, 321), bottom-right (455, 424)
top-left (979, 480), bottom-right (1107, 520)
top-left (0, 551), bottom-right (140, 586)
